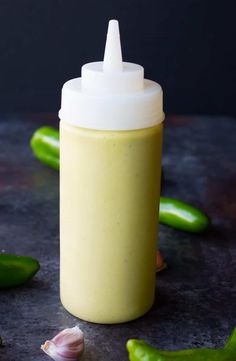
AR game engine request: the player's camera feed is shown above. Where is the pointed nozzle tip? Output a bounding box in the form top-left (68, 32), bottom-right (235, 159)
top-left (103, 19), bottom-right (123, 72)
top-left (107, 19), bottom-right (120, 36)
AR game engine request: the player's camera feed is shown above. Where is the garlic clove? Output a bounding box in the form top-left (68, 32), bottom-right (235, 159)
top-left (156, 250), bottom-right (167, 272)
top-left (41, 326), bottom-right (84, 361)
top-left (51, 326), bottom-right (84, 348)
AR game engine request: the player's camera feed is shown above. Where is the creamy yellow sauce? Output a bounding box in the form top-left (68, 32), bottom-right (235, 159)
top-left (60, 120), bottom-right (163, 323)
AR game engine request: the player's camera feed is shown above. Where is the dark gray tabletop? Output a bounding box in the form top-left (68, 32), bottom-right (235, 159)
top-left (0, 114), bottom-right (236, 361)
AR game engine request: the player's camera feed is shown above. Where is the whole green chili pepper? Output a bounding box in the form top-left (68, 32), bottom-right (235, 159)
top-left (30, 126), bottom-right (59, 170)
top-left (30, 126), bottom-right (210, 233)
top-left (0, 254), bottom-right (40, 288)
top-left (159, 197), bottom-right (209, 233)
top-left (127, 327), bottom-right (236, 361)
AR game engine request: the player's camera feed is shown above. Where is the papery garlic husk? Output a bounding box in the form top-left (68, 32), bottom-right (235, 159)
top-left (41, 326), bottom-right (84, 361)
top-left (156, 250), bottom-right (167, 273)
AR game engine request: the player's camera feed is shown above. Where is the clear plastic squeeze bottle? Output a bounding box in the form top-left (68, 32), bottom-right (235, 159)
top-left (59, 20), bottom-right (164, 324)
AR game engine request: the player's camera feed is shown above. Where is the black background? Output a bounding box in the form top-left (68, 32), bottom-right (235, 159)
top-left (0, 0), bottom-right (235, 115)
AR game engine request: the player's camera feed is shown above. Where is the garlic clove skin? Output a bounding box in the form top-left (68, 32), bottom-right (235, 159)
top-left (156, 250), bottom-right (167, 272)
top-left (41, 326), bottom-right (84, 361)
top-left (51, 326), bottom-right (84, 349)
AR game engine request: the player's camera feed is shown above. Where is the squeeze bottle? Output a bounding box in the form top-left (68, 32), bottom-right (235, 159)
top-left (59, 20), bottom-right (164, 324)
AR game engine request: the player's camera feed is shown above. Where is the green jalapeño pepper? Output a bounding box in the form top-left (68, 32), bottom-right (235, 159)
top-left (0, 254), bottom-right (40, 288)
top-left (30, 126), bottom-right (210, 233)
top-left (30, 126), bottom-right (59, 170)
top-left (127, 327), bottom-right (236, 361)
top-left (159, 197), bottom-right (209, 233)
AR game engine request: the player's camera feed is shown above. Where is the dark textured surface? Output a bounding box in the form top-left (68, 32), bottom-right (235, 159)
top-left (0, 114), bottom-right (236, 361)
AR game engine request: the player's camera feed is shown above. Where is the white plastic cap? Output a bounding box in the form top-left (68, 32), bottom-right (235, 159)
top-left (59, 20), bottom-right (164, 130)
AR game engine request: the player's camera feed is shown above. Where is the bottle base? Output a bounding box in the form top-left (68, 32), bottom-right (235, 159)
top-left (60, 296), bottom-right (155, 324)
